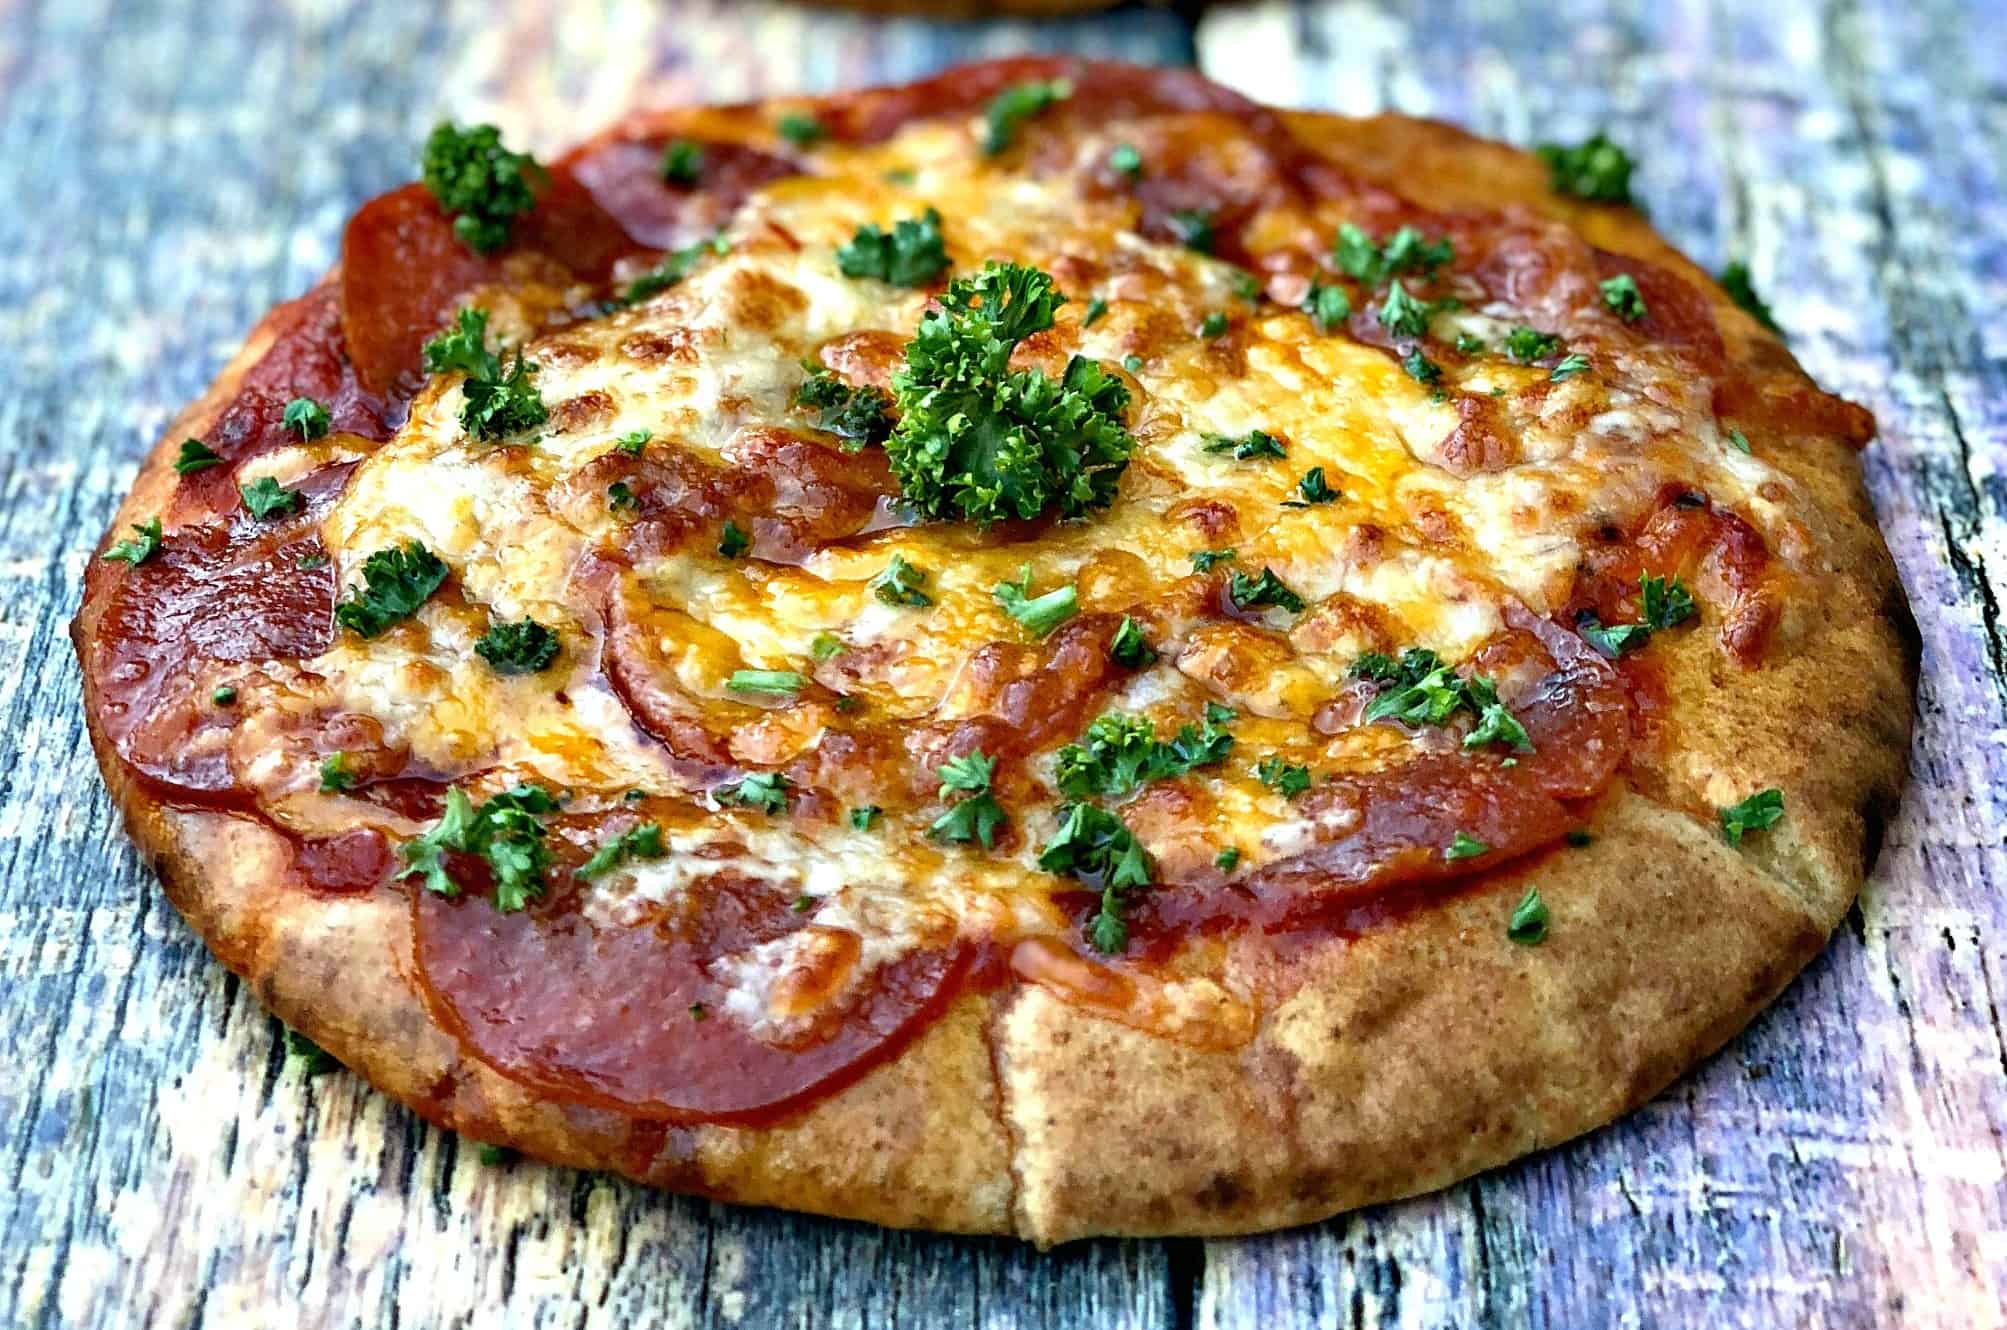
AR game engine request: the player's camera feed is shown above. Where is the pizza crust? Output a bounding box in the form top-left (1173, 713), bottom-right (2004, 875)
top-left (73, 82), bottom-right (1915, 1244)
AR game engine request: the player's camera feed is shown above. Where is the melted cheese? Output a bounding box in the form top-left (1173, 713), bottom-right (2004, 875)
top-left (240, 104), bottom-right (1805, 1021)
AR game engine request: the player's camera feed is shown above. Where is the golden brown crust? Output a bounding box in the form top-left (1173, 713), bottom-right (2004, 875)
top-left (74, 76), bottom-right (1914, 1244)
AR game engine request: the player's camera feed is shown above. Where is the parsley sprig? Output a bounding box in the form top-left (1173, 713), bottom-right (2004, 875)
top-left (794, 369), bottom-right (893, 448)
top-left (577, 823), bottom-right (666, 881)
top-left (984, 80), bottom-right (1071, 156)
top-left (1333, 223), bottom-right (1453, 287)
top-left (102, 517), bottom-right (162, 566)
top-left (1054, 709), bottom-right (1234, 800)
top-left (421, 122), bottom-right (545, 254)
top-left (837, 208), bottom-right (949, 287)
top-left (1536, 133), bottom-right (1636, 204)
top-left (1355, 647), bottom-right (1532, 752)
top-left (929, 752), bottom-right (1008, 849)
top-left (399, 784), bottom-right (559, 911)
top-left (476, 619), bottom-right (560, 675)
top-left (421, 309), bottom-right (548, 441)
top-left (1039, 802), bottom-right (1152, 953)
top-left (334, 541), bottom-right (448, 638)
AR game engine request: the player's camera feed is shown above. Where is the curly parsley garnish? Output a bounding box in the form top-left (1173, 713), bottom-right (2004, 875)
top-left (621, 234), bottom-right (729, 305)
top-left (1190, 548), bottom-right (1237, 572)
top-left (1719, 261), bottom-right (1781, 333)
top-left (886, 262), bottom-right (1135, 526)
top-left (1377, 281), bottom-right (1432, 339)
top-left (658, 139), bottom-right (703, 185)
top-left (398, 784), bottom-right (557, 910)
top-left (1504, 326), bottom-right (1563, 362)
top-left (578, 823), bottom-right (666, 881)
top-left (1599, 273), bottom-right (1647, 322)
top-left (1333, 223), bottom-right (1453, 287)
top-left (421, 122), bottom-right (545, 254)
top-left (1536, 133), bottom-right (1636, 204)
top-left (1255, 757), bottom-right (1312, 798)
top-left (1227, 566), bottom-right (1306, 614)
top-left (1444, 831), bottom-right (1489, 861)
top-left (794, 369), bottom-right (893, 448)
top-left (716, 772), bottom-right (789, 815)
top-left (1357, 647), bottom-right (1531, 752)
top-left (1507, 886), bottom-right (1549, 944)
top-left (1202, 429), bottom-right (1286, 461)
top-left (239, 476), bottom-right (299, 520)
top-left (777, 112), bottom-right (825, 148)
top-left (1109, 616), bottom-right (1157, 670)
top-left (102, 517), bottom-right (162, 566)
top-left (282, 397), bottom-right (330, 441)
top-left (421, 310), bottom-right (547, 441)
top-left (929, 752), bottom-right (1008, 849)
top-left (1719, 788), bottom-right (1785, 845)
top-left (994, 567), bottom-right (1078, 638)
top-left (837, 208), bottom-right (949, 287)
top-left (1303, 283), bottom-right (1352, 333)
top-left (476, 618), bottom-right (560, 675)
top-left (870, 554), bottom-right (933, 607)
top-left (175, 438), bottom-right (223, 474)
top-left (1040, 801), bottom-right (1153, 953)
top-left (984, 79), bottom-right (1071, 156)
top-left (334, 541), bottom-right (448, 637)
top-left (717, 521), bottom-right (751, 559)
top-left (1055, 711), bottom-right (1234, 800)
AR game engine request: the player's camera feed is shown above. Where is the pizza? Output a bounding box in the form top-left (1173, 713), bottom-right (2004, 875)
top-left (73, 58), bottom-right (1915, 1243)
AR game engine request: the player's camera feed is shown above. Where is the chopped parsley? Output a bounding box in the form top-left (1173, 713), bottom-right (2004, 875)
top-left (886, 262), bottom-right (1135, 526)
top-left (1575, 615), bottom-right (1651, 658)
top-left (1082, 297), bottom-right (1109, 327)
top-left (1230, 269), bottom-right (1262, 301)
top-left (1550, 353), bottom-right (1591, 382)
top-left (794, 369), bottom-right (893, 448)
top-left (1202, 429), bottom-right (1286, 461)
top-left (617, 430), bottom-right (651, 456)
top-left (1286, 467), bottom-right (1339, 507)
top-left (606, 481), bottom-right (638, 513)
top-left (849, 806), bottom-right (881, 831)
top-left (1600, 273), bottom-right (1648, 322)
top-left (1227, 566), bottom-right (1306, 614)
top-left (1333, 223), bottom-right (1454, 287)
top-left (837, 207), bottom-right (949, 287)
top-left (175, 438), bottom-right (223, 474)
top-left (577, 822), bottom-right (666, 881)
top-left (1444, 831), bottom-right (1489, 861)
top-left (398, 784), bottom-right (559, 911)
top-left (1536, 133), bottom-right (1636, 204)
top-left (239, 476), bottom-right (299, 520)
top-left (422, 310), bottom-right (546, 440)
top-left (476, 1144), bottom-right (515, 1166)
top-left (1507, 886), bottom-right (1549, 943)
top-left (1214, 847), bottom-right (1241, 872)
top-left (1167, 209), bottom-right (1215, 254)
top-left (929, 752), bottom-right (1008, 849)
top-left (1504, 326), bottom-right (1562, 362)
top-left (777, 112), bottom-right (825, 148)
top-left (319, 753), bottom-right (354, 793)
top-left (717, 521), bottom-right (751, 559)
top-left (984, 79), bottom-right (1071, 156)
top-left (1454, 333), bottom-right (1487, 355)
top-left (1199, 311), bottom-right (1229, 339)
top-left (1727, 428), bottom-right (1753, 454)
top-left (1255, 757), bottom-right (1312, 798)
top-left (716, 772), bottom-right (789, 815)
top-left (811, 632), bottom-right (846, 662)
top-left (994, 567), bottom-right (1079, 638)
top-left (1719, 788), bottom-right (1785, 845)
top-left (1377, 281), bottom-right (1431, 339)
top-left (658, 139), bottom-right (703, 185)
top-left (1190, 547), bottom-right (1237, 573)
top-left (102, 517), bottom-right (162, 566)
top-left (728, 669), bottom-right (806, 697)
top-left (475, 618), bottom-right (560, 675)
top-left (212, 686), bottom-right (237, 706)
top-left (1109, 616), bottom-right (1157, 669)
top-left (870, 554), bottom-right (933, 607)
top-left (282, 397), bottom-right (330, 441)
top-left (1719, 260), bottom-right (1781, 333)
top-left (1108, 143), bottom-right (1142, 178)
top-left (1122, 354), bottom-right (1144, 373)
top-left (1357, 647), bottom-right (1532, 752)
top-left (1402, 350), bottom-right (1443, 386)
top-left (1054, 711), bottom-right (1233, 800)
top-left (1566, 829), bottom-right (1594, 848)
top-left (285, 1027), bottom-right (340, 1076)
top-left (620, 234), bottom-right (729, 305)
top-left (421, 121), bottom-right (545, 254)
top-left (1038, 802), bottom-right (1152, 953)
top-left (1303, 282), bottom-right (1351, 332)
top-left (334, 541), bottom-right (448, 637)
top-left (1640, 572), bottom-right (1697, 629)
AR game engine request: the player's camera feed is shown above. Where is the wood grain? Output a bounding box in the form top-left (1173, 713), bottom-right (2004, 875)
top-left (2, 0), bottom-right (1997, 1327)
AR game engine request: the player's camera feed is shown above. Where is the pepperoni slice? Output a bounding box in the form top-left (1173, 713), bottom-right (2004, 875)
top-left (85, 506), bottom-right (337, 800)
top-left (564, 138), bottom-right (800, 251)
top-left (412, 867), bottom-right (970, 1124)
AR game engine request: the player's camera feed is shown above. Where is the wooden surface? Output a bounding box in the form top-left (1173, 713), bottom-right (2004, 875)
top-left (3, 0), bottom-right (2000, 1326)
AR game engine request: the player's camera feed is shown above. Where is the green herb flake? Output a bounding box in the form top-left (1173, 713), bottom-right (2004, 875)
top-left (928, 752), bottom-right (1008, 849)
top-left (870, 554), bottom-right (933, 607)
top-left (617, 430), bottom-right (650, 456)
top-left (811, 632), bottom-right (846, 663)
top-left (282, 397), bottom-right (331, 441)
top-left (1566, 829), bottom-right (1594, 848)
top-left (1549, 353), bottom-right (1592, 382)
top-left (1122, 354), bottom-right (1144, 373)
top-left (1202, 429), bottom-right (1286, 461)
top-left (1402, 350), bottom-right (1443, 386)
top-left (1255, 757), bottom-right (1312, 799)
top-left (984, 79), bottom-right (1071, 156)
top-left (285, 1027), bottom-right (340, 1076)
top-left (1189, 547), bottom-right (1237, 573)
top-left (1718, 260), bottom-right (1782, 333)
top-left (1504, 326), bottom-right (1562, 362)
top-left (620, 234), bottom-right (730, 305)
top-left (1228, 566), bottom-right (1306, 614)
top-left (577, 822), bottom-right (666, 881)
top-left (1454, 333), bottom-right (1487, 355)
top-left (728, 669), bottom-right (807, 697)
top-left (475, 618), bottom-right (560, 675)
top-left (849, 806), bottom-right (881, 831)
top-left (1640, 572), bottom-right (1697, 630)
top-left (717, 521), bottom-right (751, 559)
top-left (1167, 209), bottom-right (1216, 255)
top-left (239, 475), bottom-right (300, 520)
top-left (794, 368), bottom-right (893, 448)
top-left (1055, 710), bottom-right (1234, 800)
top-left (1333, 223), bottom-right (1455, 287)
top-left (1199, 311), bottom-right (1229, 339)
top-left (1214, 846), bottom-right (1241, 872)
top-left (212, 686), bottom-right (237, 706)
top-left (1039, 802), bottom-right (1152, 953)
top-left (1507, 886), bottom-right (1549, 944)
top-left (1108, 143), bottom-right (1142, 178)
top-left (1599, 273), bottom-right (1648, 322)
top-left (1108, 615), bottom-right (1157, 670)
top-left (1377, 280), bottom-right (1431, 339)
top-left (777, 112), bottom-right (826, 148)
top-left (175, 438), bottom-right (223, 474)
top-left (1719, 788), bottom-right (1785, 845)
top-left (318, 753), bottom-right (354, 793)
top-left (1536, 133), bottom-right (1636, 204)
top-left (1444, 831), bottom-right (1489, 861)
top-left (1727, 428), bottom-right (1753, 454)
top-left (1285, 466), bottom-right (1339, 507)
top-left (398, 784), bottom-right (561, 911)
top-left (1303, 282), bottom-right (1351, 333)
top-left (102, 517), bottom-right (163, 566)
top-left (994, 566), bottom-right (1079, 638)
top-left (606, 481), bottom-right (638, 513)
top-left (1082, 296), bottom-right (1109, 327)
top-left (716, 771), bottom-right (790, 815)
top-left (659, 139), bottom-right (704, 185)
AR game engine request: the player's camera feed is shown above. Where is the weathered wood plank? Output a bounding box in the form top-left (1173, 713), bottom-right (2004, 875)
top-left (0, 3), bottom-right (1193, 1329)
top-left (1194, 1), bottom-right (2007, 1326)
